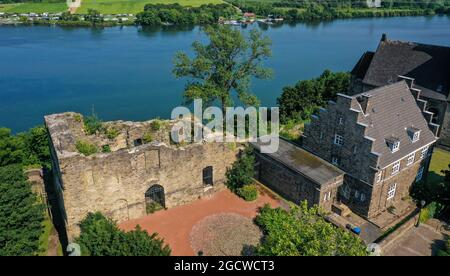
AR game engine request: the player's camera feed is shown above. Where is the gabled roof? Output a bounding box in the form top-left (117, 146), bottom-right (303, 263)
top-left (351, 51), bottom-right (374, 80)
top-left (351, 81), bottom-right (437, 168)
top-left (360, 36), bottom-right (450, 101)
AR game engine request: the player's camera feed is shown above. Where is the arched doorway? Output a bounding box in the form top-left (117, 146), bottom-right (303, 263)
top-left (145, 184), bottom-right (165, 214)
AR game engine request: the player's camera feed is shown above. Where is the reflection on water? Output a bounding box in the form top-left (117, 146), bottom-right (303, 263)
top-left (1, 16), bottom-right (450, 132)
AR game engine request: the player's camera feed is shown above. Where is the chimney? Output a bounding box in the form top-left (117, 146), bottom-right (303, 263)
top-left (381, 33), bottom-right (387, 42)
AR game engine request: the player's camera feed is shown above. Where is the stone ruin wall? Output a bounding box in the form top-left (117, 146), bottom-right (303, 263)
top-left (45, 113), bottom-right (240, 239)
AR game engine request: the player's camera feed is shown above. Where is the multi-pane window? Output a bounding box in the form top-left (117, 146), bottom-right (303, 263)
top-left (421, 146), bottom-right (429, 159)
top-left (407, 153), bottom-right (415, 166)
top-left (331, 156), bottom-right (339, 165)
top-left (392, 161), bottom-right (400, 175)
top-left (412, 131), bottom-right (420, 142)
top-left (334, 134), bottom-right (344, 146)
top-left (387, 183), bottom-right (397, 200)
top-left (376, 171), bottom-right (383, 183)
top-left (342, 185), bottom-right (351, 199)
top-left (416, 167), bottom-right (424, 182)
top-left (391, 141), bottom-right (400, 152)
top-left (360, 193), bottom-right (365, 202)
top-left (323, 191), bottom-right (332, 202)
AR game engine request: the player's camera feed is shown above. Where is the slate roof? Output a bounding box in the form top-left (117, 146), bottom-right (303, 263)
top-left (351, 81), bottom-right (437, 168)
top-left (252, 138), bottom-right (344, 186)
top-left (357, 37), bottom-right (450, 101)
top-left (351, 51), bottom-right (374, 80)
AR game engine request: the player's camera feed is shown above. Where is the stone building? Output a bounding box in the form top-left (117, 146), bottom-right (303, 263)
top-left (45, 112), bottom-right (239, 239)
top-left (350, 34), bottom-right (450, 148)
top-left (253, 138), bottom-right (344, 212)
top-left (303, 81), bottom-right (438, 219)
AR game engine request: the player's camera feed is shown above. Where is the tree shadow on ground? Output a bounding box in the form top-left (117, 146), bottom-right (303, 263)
top-left (431, 234), bottom-right (448, 256)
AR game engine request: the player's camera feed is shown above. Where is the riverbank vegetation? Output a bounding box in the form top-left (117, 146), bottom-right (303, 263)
top-left (76, 0), bottom-right (224, 15)
top-left (136, 3), bottom-right (236, 25)
top-left (229, 0), bottom-right (450, 21)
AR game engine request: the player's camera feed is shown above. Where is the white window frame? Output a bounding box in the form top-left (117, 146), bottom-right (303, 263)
top-left (416, 167), bottom-right (424, 182)
top-left (407, 153), bottom-right (415, 166)
top-left (421, 146), bottom-right (429, 159)
top-left (376, 171), bottom-right (383, 183)
top-left (323, 191), bottom-right (332, 202)
top-left (331, 156), bottom-right (339, 165)
top-left (392, 161), bottom-right (400, 175)
top-left (391, 141), bottom-right (400, 152)
top-left (412, 131), bottom-right (420, 142)
top-left (334, 134), bottom-right (344, 146)
top-left (387, 183), bottom-right (397, 200)
top-left (342, 186), bottom-right (350, 199)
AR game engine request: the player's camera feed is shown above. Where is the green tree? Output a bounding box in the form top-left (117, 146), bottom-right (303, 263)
top-left (0, 126), bottom-right (50, 168)
top-left (277, 70), bottom-right (350, 123)
top-left (411, 164), bottom-right (450, 207)
top-left (173, 26), bottom-right (272, 116)
top-left (255, 202), bottom-right (367, 256)
top-left (77, 212), bottom-right (171, 256)
top-left (0, 165), bottom-right (44, 256)
top-left (225, 146), bottom-right (255, 192)
top-left (85, 9), bottom-right (103, 24)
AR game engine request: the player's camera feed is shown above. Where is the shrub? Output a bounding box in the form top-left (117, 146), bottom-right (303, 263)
top-left (73, 114), bottom-right (82, 123)
top-left (254, 202), bottom-right (368, 256)
top-left (237, 184), bottom-right (258, 201)
top-left (77, 212), bottom-right (171, 256)
top-left (150, 120), bottom-right (162, 131)
top-left (226, 146), bottom-right (255, 192)
top-left (83, 114), bottom-right (103, 135)
top-left (143, 132), bottom-right (153, 143)
top-left (76, 141), bottom-right (98, 156)
top-left (101, 145), bottom-right (111, 153)
top-left (105, 127), bottom-right (119, 140)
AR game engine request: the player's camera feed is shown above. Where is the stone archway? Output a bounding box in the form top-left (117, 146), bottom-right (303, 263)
top-left (145, 184), bottom-right (165, 214)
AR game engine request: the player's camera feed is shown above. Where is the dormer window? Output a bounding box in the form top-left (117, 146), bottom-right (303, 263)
top-left (392, 141), bottom-right (400, 152)
top-left (407, 127), bottom-right (420, 143)
top-left (386, 137), bottom-right (400, 153)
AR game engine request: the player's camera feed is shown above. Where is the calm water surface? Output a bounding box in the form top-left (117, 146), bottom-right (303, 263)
top-left (1, 16), bottom-right (450, 132)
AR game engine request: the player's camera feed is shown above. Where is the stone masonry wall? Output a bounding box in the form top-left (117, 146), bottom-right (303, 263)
top-left (45, 112), bottom-right (240, 240)
top-left (255, 152), bottom-right (343, 212)
top-left (60, 142), bottom-right (239, 239)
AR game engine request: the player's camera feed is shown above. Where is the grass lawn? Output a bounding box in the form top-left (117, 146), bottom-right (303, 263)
top-left (0, 3), bottom-right (67, 13)
top-left (37, 217), bottom-right (53, 256)
top-left (428, 148), bottom-right (450, 186)
top-left (76, 0), bottom-right (224, 14)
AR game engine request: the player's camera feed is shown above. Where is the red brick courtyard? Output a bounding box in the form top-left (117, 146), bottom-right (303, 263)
top-left (120, 189), bottom-right (281, 256)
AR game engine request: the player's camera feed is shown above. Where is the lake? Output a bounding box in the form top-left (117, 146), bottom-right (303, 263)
top-left (1, 16), bottom-right (450, 132)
